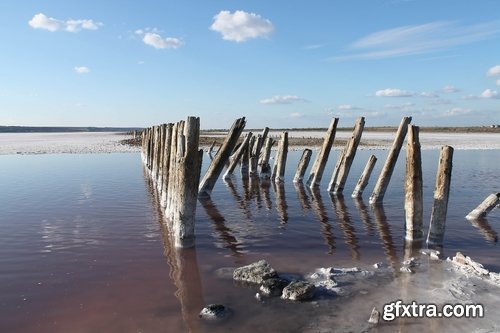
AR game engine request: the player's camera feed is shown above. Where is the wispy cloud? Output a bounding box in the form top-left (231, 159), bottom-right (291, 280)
top-left (384, 102), bottom-right (414, 110)
top-left (260, 95), bottom-right (308, 105)
top-left (290, 112), bottom-right (303, 118)
top-left (74, 66), bottom-right (90, 74)
top-left (29, 13), bottom-right (102, 32)
top-left (440, 85), bottom-right (460, 93)
top-left (420, 91), bottom-right (439, 98)
top-left (304, 43), bottom-right (326, 50)
top-left (337, 104), bottom-right (362, 111)
top-left (333, 20), bottom-right (500, 60)
top-left (135, 29), bottom-right (183, 49)
top-left (487, 65), bottom-right (500, 77)
top-left (210, 10), bottom-right (274, 42)
top-left (446, 107), bottom-right (474, 116)
top-left (480, 89), bottom-right (499, 99)
top-left (375, 88), bottom-right (414, 97)
top-left (497, 80), bottom-right (500, 86)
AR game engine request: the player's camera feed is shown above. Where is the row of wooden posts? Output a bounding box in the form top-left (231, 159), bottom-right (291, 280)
top-left (141, 116), bottom-right (498, 248)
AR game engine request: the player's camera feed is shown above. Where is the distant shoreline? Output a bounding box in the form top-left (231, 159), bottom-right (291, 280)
top-left (0, 126), bottom-right (142, 133)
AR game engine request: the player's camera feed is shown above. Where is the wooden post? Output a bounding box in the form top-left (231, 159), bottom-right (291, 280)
top-left (249, 135), bottom-right (262, 176)
top-left (258, 127), bottom-right (270, 165)
top-left (351, 155), bottom-right (378, 198)
top-left (466, 193), bottom-right (500, 220)
top-left (427, 146), bottom-right (454, 245)
top-left (293, 149), bottom-right (312, 183)
top-left (160, 124), bottom-right (173, 206)
top-left (404, 125), bottom-right (423, 241)
top-left (208, 140), bottom-right (217, 158)
top-left (369, 116), bottom-right (412, 204)
top-left (328, 117), bottom-right (365, 194)
top-left (307, 118), bottom-right (339, 188)
top-left (240, 141), bottom-right (250, 178)
top-left (198, 117), bottom-right (246, 198)
top-left (167, 117), bottom-right (203, 248)
top-left (259, 137), bottom-right (274, 178)
top-left (223, 132), bottom-right (252, 179)
top-left (271, 131), bottom-right (288, 183)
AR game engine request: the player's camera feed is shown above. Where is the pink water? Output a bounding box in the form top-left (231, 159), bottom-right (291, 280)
top-left (1, 150), bottom-right (498, 332)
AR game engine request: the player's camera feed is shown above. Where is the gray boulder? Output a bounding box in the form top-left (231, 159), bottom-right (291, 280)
top-left (281, 281), bottom-right (316, 301)
top-left (259, 278), bottom-right (290, 297)
top-left (233, 260), bottom-right (278, 284)
top-left (199, 304), bottom-right (230, 321)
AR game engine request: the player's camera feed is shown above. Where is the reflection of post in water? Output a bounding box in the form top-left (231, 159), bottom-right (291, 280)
top-left (353, 197), bottom-right (375, 236)
top-left (272, 181), bottom-right (289, 224)
top-left (309, 188), bottom-right (336, 254)
top-left (223, 178), bottom-right (252, 219)
top-left (330, 194), bottom-right (360, 261)
top-left (403, 238), bottom-right (422, 261)
top-left (372, 204), bottom-right (399, 269)
top-left (147, 180), bottom-right (205, 333)
top-left (249, 175), bottom-right (263, 210)
top-left (261, 178), bottom-right (273, 211)
top-left (198, 197), bottom-right (244, 256)
top-left (470, 218), bottom-right (498, 243)
top-left (294, 182), bottom-right (311, 211)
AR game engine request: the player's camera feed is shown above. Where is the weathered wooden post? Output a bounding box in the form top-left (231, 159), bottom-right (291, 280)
top-left (307, 118), bottom-right (339, 188)
top-left (160, 124), bottom-right (173, 206)
top-left (199, 117), bottom-right (246, 198)
top-left (271, 131), bottom-right (288, 183)
top-left (293, 149), bottom-right (312, 183)
top-left (404, 124), bottom-right (423, 241)
top-left (369, 116), bottom-right (412, 204)
top-left (240, 141), bottom-right (250, 178)
top-left (259, 137), bottom-right (274, 178)
top-left (351, 155), bottom-right (378, 198)
top-left (208, 140), bottom-right (217, 158)
top-left (223, 132), bottom-right (252, 179)
top-left (167, 117), bottom-right (203, 248)
top-left (328, 117), bottom-right (365, 194)
top-left (466, 193), bottom-right (500, 220)
top-left (258, 127), bottom-right (270, 165)
top-left (249, 135), bottom-right (262, 176)
top-left (427, 145), bottom-right (454, 245)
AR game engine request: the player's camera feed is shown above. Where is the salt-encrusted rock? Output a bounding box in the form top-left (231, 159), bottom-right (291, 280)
top-left (402, 257), bottom-right (419, 268)
top-left (281, 281), bottom-right (316, 301)
top-left (368, 307), bottom-right (381, 324)
top-left (399, 266), bottom-right (414, 273)
top-left (307, 267), bottom-right (338, 295)
top-left (373, 262), bottom-right (388, 269)
top-left (259, 278), bottom-right (290, 297)
top-left (199, 304), bottom-right (230, 320)
top-left (451, 252), bottom-right (489, 276)
top-left (421, 249), bottom-right (441, 260)
top-left (233, 260), bottom-right (278, 284)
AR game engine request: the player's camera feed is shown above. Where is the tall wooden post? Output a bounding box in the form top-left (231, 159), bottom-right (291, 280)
top-left (160, 124), bottom-right (173, 207)
top-left (307, 118), bottom-right (338, 188)
top-left (223, 132), bottom-right (252, 179)
top-left (328, 117), bottom-right (365, 194)
top-left (352, 155), bottom-right (377, 198)
top-left (427, 145), bottom-right (454, 245)
top-left (293, 149), bottom-right (312, 183)
top-left (271, 131), bottom-right (288, 183)
top-left (259, 137), bottom-right (274, 179)
top-left (250, 135), bottom-right (262, 176)
top-left (198, 117), bottom-right (246, 198)
top-left (404, 125), bottom-right (423, 241)
top-left (369, 116), bottom-right (412, 204)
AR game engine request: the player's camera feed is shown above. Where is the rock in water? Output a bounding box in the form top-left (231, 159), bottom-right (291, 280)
top-left (199, 304), bottom-right (230, 321)
top-left (281, 281), bottom-right (316, 301)
top-left (368, 307), bottom-right (380, 324)
top-left (233, 260), bottom-right (278, 284)
top-left (260, 278), bottom-right (290, 297)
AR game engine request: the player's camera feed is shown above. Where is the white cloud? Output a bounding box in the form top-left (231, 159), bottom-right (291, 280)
top-left (29, 13), bottom-right (60, 32)
top-left (486, 65), bottom-right (500, 77)
top-left (441, 85), bottom-right (460, 93)
top-left (210, 10), bottom-right (274, 42)
top-left (334, 20), bottom-right (500, 60)
top-left (74, 66), bottom-right (90, 74)
top-left (290, 112), bottom-right (303, 118)
top-left (28, 13), bottom-right (102, 32)
top-left (429, 98), bottom-right (453, 105)
top-left (260, 95), bottom-right (308, 104)
top-left (497, 79), bottom-right (500, 86)
top-left (375, 88), bottom-right (414, 97)
top-left (420, 91), bottom-right (439, 98)
top-left (446, 107), bottom-right (474, 116)
top-left (338, 104), bottom-right (361, 110)
top-left (480, 89), bottom-right (499, 99)
top-left (142, 32), bottom-right (183, 49)
top-left (304, 44), bottom-right (326, 50)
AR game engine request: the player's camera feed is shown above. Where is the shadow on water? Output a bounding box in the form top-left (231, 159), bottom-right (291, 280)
top-left (308, 187), bottom-right (336, 254)
top-left (329, 194), bottom-right (361, 261)
top-left (198, 197), bottom-right (244, 257)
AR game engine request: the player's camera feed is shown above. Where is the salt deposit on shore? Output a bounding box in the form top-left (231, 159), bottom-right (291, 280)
top-left (1, 131), bottom-right (499, 155)
top-left (0, 132), bottom-right (140, 155)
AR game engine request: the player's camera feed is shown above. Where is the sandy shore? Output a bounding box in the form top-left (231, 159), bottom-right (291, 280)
top-left (1, 131), bottom-right (499, 155)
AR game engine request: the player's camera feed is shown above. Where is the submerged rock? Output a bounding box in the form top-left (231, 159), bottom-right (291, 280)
top-left (367, 307), bottom-right (381, 324)
top-left (260, 278), bottom-right (290, 297)
top-left (281, 281), bottom-right (316, 301)
top-left (199, 304), bottom-right (231, 321)
top-left (233, 260), bottom-right (278, 284)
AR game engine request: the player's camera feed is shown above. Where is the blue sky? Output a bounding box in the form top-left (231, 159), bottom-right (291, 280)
top-left (1, 0), bottom-right (499, 129)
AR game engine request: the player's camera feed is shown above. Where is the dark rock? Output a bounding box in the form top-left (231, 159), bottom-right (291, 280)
top-left (199, 304), bottom-right (230, 321)
top-left (281, 281), bottom-right (316, 301)
top-left (259, 278), bottom-right (290, 297)
top-left (233, 260), bottom-right (278, 284)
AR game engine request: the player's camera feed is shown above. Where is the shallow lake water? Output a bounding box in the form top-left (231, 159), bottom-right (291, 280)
top-left (1, 149), bottom-right (498, 332)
